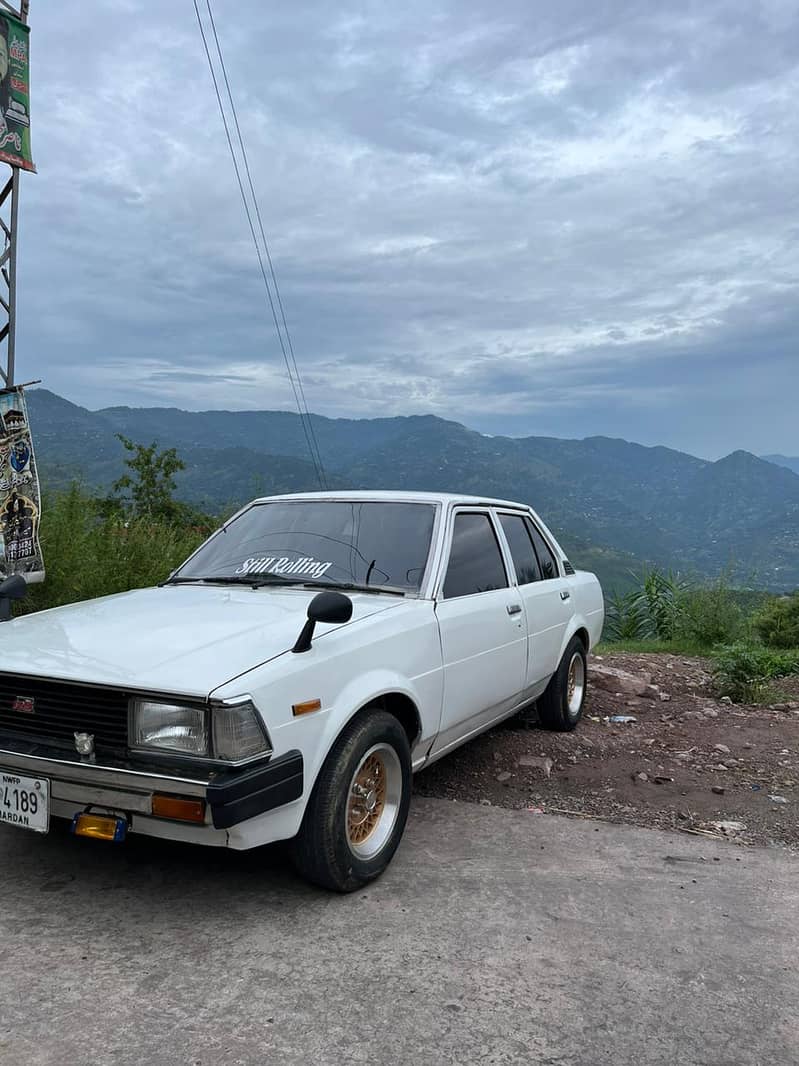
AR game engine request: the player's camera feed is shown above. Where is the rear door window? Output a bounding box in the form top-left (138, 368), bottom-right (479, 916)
top-left (526, 520), bottom-right (559, 581)
top-left (443, 513), bottom-right (508, 598)
top-left (498, 514), bottom-right (541, 585)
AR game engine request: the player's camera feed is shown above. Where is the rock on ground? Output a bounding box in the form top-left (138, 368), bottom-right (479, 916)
top-left (591, 664), bottom-right (653, 696)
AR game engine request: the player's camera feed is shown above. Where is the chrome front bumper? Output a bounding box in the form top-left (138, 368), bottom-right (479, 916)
top-left (0, 743), bottom-right (208, 811)
top-left (0, 736), bottom-right (304, 842)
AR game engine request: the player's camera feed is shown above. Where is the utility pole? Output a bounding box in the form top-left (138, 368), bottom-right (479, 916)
top-left (0, 0), bottom-right (30, 389)
top-left (0, 0), bottom-right (42, 587)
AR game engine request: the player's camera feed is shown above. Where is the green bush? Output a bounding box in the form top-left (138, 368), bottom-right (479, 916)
top-left (752, 592), bottom-right (799, 649)
top-left (21, 484), bottom-right (208, 614)
top-left (711, 641), bottom-right (799, 703)
top-left (676, 577), bottom-right (744, 646)
top-left (602, 569), bottom-right (781, 653)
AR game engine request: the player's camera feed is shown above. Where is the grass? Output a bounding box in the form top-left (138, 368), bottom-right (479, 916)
top-left (595, 638), bottom-right (709, 657)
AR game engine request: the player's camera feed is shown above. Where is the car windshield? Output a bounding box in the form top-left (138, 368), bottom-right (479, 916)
top-left (173, 500), bottom-right (437, 594)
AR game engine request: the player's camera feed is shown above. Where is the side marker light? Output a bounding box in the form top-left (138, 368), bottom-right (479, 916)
top-left (292, 698), bottom-right (322, 717)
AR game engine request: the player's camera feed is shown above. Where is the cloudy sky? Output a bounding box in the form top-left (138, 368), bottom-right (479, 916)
top-left (15, 0), bottom-right (799, 458)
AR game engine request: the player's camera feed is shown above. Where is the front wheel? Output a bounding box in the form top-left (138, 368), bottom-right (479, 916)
top-left (537, 636), bottom-right (587, 732)
top-left (290, 710), bottom-right (412, 892)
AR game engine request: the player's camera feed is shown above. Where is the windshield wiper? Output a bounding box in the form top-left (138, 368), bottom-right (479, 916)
top-left (163, 577), bottom-right (214, 585)
top-left (164, 575), bottom-right (408, 596)
top-left (297, 580), bottom-right (407, 597)
top-left (164, 574), bottom-right (298, 588)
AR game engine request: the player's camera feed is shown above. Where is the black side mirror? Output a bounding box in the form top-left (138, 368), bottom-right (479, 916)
top-left (292, 591), bottom-right (353, 654)
top-left (0, 573), bottom-right (27, 622)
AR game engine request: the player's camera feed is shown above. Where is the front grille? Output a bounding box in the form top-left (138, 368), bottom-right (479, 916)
top-left (0, 673), bottom-right (130, 754)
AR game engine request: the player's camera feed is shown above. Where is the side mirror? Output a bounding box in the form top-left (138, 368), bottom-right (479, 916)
top-left (292, 591), bottom-right (353, 654)
top-left (0, 573), bottom-right (27, 622)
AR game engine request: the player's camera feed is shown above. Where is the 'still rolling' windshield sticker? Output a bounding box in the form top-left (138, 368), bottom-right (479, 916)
top-left (235, 557), bottom-right (333, 579)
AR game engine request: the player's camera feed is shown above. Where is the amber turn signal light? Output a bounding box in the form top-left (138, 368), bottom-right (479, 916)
top-left (151, 794), bottom-right (206, 823)
top-left (292, 698), bottom-right (322, 716)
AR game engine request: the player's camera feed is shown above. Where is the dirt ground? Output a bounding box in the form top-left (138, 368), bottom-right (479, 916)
top-left (414, 653), bottom-right (799, 849)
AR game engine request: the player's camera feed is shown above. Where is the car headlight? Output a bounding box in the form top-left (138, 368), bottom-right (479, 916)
top-left (130, 699), bottom-right (209, 757)
top-left (212, 698), bottom-right (272, 763)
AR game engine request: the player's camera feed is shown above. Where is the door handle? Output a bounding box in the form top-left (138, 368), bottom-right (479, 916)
top-left (560, 590), bottom-right (571, 601)
top-left (507, 603), bottom-right (522, 615)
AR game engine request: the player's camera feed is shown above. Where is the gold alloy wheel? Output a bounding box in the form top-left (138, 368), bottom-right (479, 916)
top-left (346, 742), bottom-right (403, 859)
top-left (567, 651), bottom-right (586, 717)
top-left (348, 752), bottom-right (387, 845)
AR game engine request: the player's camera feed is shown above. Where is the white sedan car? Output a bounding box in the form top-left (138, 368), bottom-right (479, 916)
top-left (0, 492), bottom-right (604, 890)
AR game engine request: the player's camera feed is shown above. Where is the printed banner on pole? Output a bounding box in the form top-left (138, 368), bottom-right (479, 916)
top-left (0, 386), bottom-right (43, 581)
top-left (0, 12), bottom-right (33, 172)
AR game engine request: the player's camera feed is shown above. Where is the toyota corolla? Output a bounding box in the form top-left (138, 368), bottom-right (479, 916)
top-left (0, 492), bottom-right (604, 891)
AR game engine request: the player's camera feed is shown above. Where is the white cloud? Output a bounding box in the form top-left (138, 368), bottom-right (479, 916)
top-left (12, 0), bottom-right (799, 456)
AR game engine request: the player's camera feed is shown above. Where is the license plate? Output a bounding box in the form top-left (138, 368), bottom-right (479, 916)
top-left (0, 771), bottom-right (49, 833)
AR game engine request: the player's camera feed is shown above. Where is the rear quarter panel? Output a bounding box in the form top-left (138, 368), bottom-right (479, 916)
top-left (566, 571), bottom-right (605, 650)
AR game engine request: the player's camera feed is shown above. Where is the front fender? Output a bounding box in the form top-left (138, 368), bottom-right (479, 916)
top-left (219, 665), bottom-right (440, 850)
top-left (300, 668), bottom-right (434, 789)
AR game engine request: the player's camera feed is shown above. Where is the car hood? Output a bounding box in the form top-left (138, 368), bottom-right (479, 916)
top-left (0, 585), bottom-right (404, 696)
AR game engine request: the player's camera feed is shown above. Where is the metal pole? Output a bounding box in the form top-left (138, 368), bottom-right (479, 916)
top-left (0, 0), bottom-right (30, 387)
top-left (6, 167), bottom-right (18, 385)
top-left (9, 0), bottom-right (28, 387)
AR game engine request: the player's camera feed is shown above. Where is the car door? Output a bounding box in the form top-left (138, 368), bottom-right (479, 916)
top-left (431, 509), bottom-right (527, 757)
top-left (496, 511), bottom-right (572, 698)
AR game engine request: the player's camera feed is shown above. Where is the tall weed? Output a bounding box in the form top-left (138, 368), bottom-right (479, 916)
top-left (636, 568), bottom-right (689, 640)
top-left (603, 567), bottom-right (688, 642)
top-left (603, 589), bottom-right (654, 641)
top-left (21, 484), bottom-right (207, 614)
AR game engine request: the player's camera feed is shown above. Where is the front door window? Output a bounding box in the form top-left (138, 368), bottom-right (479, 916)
top-left (442, 513), bottom-right (508, 598)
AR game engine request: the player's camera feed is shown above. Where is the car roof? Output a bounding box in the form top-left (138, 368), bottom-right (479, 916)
top-left (249, 490), bottom-right (533, 510)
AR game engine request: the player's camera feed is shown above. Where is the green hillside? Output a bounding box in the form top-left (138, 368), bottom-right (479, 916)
top-left (25, 388), bottom-right (799, 591)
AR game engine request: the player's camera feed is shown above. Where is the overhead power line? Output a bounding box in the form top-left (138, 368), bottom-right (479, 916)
top-left (192, 0), bottom-right (328, 489)
top-left (202, 1), bottom-right (327, 488)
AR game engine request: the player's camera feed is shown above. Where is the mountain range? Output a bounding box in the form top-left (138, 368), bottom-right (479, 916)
top-left (24, 388), bottom-right (799, 592)
top-left (762, 454), bottom-right (799, 476)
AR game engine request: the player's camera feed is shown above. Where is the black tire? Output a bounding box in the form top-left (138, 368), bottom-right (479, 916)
top-left (537, 636), bottom-right (587, 732)
top-left (289, 710), bottom-right (412, 892)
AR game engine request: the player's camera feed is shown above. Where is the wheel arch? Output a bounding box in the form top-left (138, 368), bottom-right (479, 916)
top-left (358, 691), bottom-right (422, 750)
top-left (574, 626), bottom-right (590, 651)
top-left (557, 616), bottom-right (592, 662)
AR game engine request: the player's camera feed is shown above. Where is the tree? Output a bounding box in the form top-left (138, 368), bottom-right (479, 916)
top-left (110, 435), bottom-right (188, 522)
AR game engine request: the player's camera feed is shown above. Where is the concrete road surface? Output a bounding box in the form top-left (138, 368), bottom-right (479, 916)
top-left (0, 798), bottom-right (796, 1066)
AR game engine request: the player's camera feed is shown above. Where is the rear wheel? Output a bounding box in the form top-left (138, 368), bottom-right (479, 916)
top-left (537, 636), bottom-right (587, 732)
top-left (290, 710), bottom-right (411, 892)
